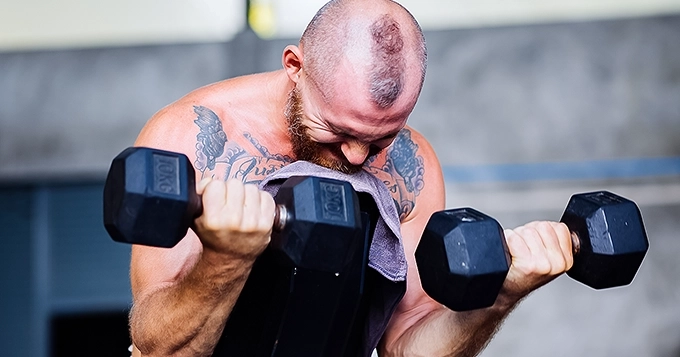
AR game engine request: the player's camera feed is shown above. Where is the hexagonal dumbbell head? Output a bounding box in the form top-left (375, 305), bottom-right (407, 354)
top-left (271, 176), bottom-right (363, 273)
top-left (561, 191), bottom-right (649, 289)
top-left (103, 147), bottom-right (200, 248)
top-left (416, 208), bottom-right (510, 311)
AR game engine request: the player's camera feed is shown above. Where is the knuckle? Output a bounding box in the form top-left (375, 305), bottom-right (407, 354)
top-left (259, 222), bottom-right (274, 235)
top-left (227, 178), bottom-right (245, 192)
top-left (199, 217), bottom-right (216, 231)
top-left (555, 222), bottom-right (571, 236)
top-left (223, 213), bottom-right (242, 229)
top-left (260, 190), bottom-right (275, 206)
top-left (202, 181), bottom-right (222, 201)
top-left (240, 215), bottom-right (259, 232)
top-left (521, 226), bottom-right (540, 241)
top-left (210, 178), bottom-right (228, 191)
top-left (549, 256), bottom-right (567, 274)
top-left (201, 215), bottom-right (224, 233)
top-left (534, 221), bottom-right (555, 236)
top-left (244, 183), bottom-right (260, 196)
top-left (548, 251), bottom-right (571, 275)
top-left (534, 259), bottom-right (552, 275)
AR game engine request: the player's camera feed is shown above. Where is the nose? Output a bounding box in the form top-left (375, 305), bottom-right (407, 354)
top-left (340, 140), bottom-right (370, 165)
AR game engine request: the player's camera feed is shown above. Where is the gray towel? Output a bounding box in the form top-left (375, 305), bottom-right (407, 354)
top-left (259, 161), bottom-right (407, 282)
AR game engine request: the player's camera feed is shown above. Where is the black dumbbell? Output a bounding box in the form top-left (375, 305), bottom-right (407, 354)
top-left (415, 191), bottom-right (649, 311)
top-left (103, 147), bottom-right (363, 273)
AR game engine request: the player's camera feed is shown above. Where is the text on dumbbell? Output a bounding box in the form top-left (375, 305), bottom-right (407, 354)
top-left (153, 154), bottom-right (180, 195)
top-left (320, 181), bottom-right (347, 222)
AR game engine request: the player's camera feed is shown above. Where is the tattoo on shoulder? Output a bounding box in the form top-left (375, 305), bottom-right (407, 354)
top-left (193, 106), bottom-right (292, 183)
top-left (194, 106), bottom-right (228, 171)
top-left (366, 129), bottom-right (425, 219)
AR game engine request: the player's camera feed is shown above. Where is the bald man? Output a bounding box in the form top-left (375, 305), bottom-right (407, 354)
top-left (129, 1), bottom-right (574, 356)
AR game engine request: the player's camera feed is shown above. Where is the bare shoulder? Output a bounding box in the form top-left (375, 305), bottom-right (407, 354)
top-left (134, 79), bottom-right (235, 155)
top-left (130, 74), bottom-right (292, 296)
top-left (364, 126), bottom-right (444, 222)
top-left (130, 83), bottom-right (232, 297)
top-left (134, 72), bottom-right (293, 184)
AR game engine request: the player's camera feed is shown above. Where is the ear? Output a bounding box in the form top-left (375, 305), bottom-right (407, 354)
top-left (282, 45), bottom-right (303, 84)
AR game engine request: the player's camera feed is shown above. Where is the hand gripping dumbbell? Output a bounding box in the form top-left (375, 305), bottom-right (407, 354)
top-left (415, 191), bottom-right (649, 311)
top-left (103, 147), bottom-right (363, 273)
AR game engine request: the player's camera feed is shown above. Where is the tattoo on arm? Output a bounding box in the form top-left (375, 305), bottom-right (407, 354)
top-left (389, 129), bottom-right (425, 194)
top-left (366, 129), bottom-right (425, 219)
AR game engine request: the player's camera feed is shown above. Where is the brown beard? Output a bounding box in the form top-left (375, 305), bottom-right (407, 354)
top-left (285, 87), bottom-right (364, 174)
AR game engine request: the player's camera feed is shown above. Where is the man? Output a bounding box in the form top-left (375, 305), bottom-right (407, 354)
top-left (129, 0), bottom-right (574, 356)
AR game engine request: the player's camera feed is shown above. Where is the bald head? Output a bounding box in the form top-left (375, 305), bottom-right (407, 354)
top-left (299, 0), bottom-right (427, 108)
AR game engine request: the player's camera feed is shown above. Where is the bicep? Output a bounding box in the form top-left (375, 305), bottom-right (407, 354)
top-left (127, 104), bottom-right (205, 300)
top-left (130, 230), bottom-right (203, 301)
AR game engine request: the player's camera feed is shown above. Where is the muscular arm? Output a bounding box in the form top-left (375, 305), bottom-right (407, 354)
top-left (379, 234), bottom-right (519, 357)
top-left (372, 128), bottom-right (514, 356)
top-left (130, 237), bottom-right (258, 356)
top-left (376, 128), bottom-right (573, 356)
top-left (128, 101), bottom-right (275, 356)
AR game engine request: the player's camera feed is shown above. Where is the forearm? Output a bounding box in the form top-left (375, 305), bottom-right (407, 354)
top-left (130, 251), bottom-right (254, 357)
top-left (381, 295), bottom-right (521, 357)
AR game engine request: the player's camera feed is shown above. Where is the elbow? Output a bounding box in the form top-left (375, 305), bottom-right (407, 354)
top-left (128, 307), bottom-right (171, 357)
top-left (128, 309), bottom-right (156, 356)
top-left (129, 308), bottom-right (202, 357)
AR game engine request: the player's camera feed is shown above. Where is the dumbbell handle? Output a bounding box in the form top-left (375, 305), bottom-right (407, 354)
top-left (192, 195), bottom-right (290, 232)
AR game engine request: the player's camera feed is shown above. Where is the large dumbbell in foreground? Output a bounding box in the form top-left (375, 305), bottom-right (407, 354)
top-left (416, 191), bottom-right (649, 311)
top-left (103, 147), bottom-right (362, 272)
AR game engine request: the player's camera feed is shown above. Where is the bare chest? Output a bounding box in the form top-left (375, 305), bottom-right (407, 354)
top-left (195, 130), bottom-right (293, 184)
top-left (190, 105), bottom-right (425, 220)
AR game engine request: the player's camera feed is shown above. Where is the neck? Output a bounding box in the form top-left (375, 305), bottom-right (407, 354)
top-left (256, 70), bottom-right (296, 154)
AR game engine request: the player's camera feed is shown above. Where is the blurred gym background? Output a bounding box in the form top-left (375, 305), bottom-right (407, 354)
top-left (1, 0), bottom-right (679, 356)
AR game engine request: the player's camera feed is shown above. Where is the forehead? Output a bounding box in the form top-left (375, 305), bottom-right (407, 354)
top-left (304, 60), bottom-right (418, 139)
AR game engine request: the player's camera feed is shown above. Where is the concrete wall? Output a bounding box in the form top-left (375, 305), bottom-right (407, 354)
top-left (1, 14), bottom-right (679, 357)
top-left (419, 17), bottom-right (680, 164)
top-left (1, 16), bottom-right (679, 180)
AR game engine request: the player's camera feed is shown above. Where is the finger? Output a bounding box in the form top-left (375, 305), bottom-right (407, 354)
top-left (201, 179), bottom-right (227, 227)
top-left (525, 221), bottom-right (569, 274)
top-left (504, 228), bottom-right (530, 260)
top-left (550, 221), bottom-right (574, 271)
top-left (259, 191), bottom-right (276, 232)
top-left (513, 225), bottom-right (552, 275)
top-left (240, 184), bottom-right (262, 231)
top-left (196, 177), bottom-right (213, 195)
top-left (224, 179), bottom-right (246, 228)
